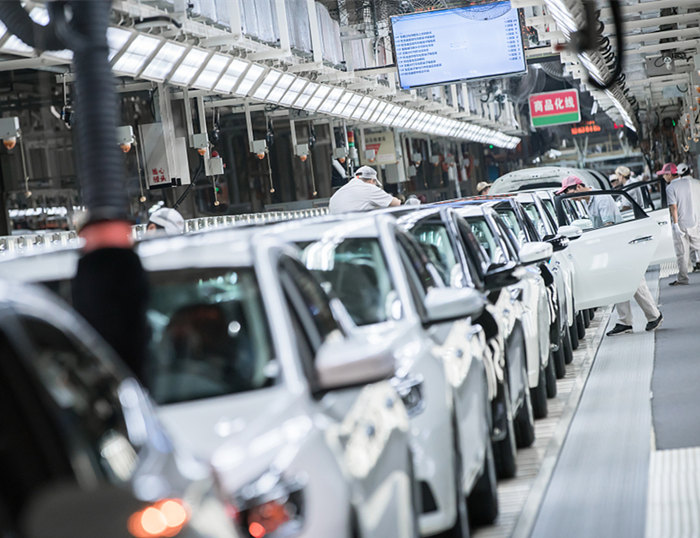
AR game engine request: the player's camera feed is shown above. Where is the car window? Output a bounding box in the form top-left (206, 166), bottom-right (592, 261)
top-left (146, 268), bottom-right (275, 405)
top-left (396, 231), bottom-right (442, 293)
top-left (623, 178), bottom-right (664, 211)
top-left (522, 202), bottom-right (551, 238)
top-left (279, 256), bottom-right (341, 351)
top-left (410, 221), bottom-right (464, 288)
top-left (2, 315), bottom-right (139, 487)
top-left (494, 207), bottom-right (527, 247)
top-left (456, 217), bottom-right (489, 282)
top-left (557, 191), bottom-right (645, 231)
top-left (300, 237), bottom-right (401, 326)
top-left (466, 216), bottom-right (508, 266)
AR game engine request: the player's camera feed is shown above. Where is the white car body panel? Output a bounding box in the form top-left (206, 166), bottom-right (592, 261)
top-left (645, 208), bottom-right (676, 266)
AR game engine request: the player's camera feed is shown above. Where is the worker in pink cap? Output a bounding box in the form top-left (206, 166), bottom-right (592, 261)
top-left (558, 174), bottom-right (662, 335)
top-left (658, 162), bottom-right (700, 285)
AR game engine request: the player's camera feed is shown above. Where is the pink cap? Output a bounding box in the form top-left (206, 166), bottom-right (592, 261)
top-left (555, 175), bottom-right (584, 194)
top-left (656, 163), bottom-right (677, 176)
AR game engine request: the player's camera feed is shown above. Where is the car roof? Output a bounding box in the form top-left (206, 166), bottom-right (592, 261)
top-left (270, 213), bottom-right (382, 242)
top-left (490, 166), bottom-right (603, 193)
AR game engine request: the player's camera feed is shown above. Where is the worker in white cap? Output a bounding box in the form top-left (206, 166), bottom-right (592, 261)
top-left (659, 163), bottom-right (700, 285)
top-left (147, 207), bottom-right (185, 235)
top-left (613, 165), bottom-right (644, 207)
top-left (476, 181), bottom-right (491, 195)
top-left (677, 163), bottom-right (700, 272)
top-left (329, 165), bottom-right (401, 214)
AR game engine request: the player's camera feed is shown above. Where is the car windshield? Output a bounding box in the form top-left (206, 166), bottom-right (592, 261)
top-left (466, 217), bottom-right (508, 266)
top-left (299, 237), bottom-right (399, 326)
top-left (494, 208), bottom-right (527, 246)
top-left (146, 268), bottom-right (274, 405)
top-left (409, 221), bottom-right (464, 288)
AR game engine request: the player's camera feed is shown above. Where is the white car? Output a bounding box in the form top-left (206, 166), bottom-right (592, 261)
top-left (0, 233), bottom-right (417, 538)
top-left (276, 213), bottom-right (499, 536)
top-left (449, 203), bottom-right (554, 421)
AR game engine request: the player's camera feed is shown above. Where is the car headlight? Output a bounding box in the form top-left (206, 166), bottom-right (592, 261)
top-left (391, 374), bottom-right (425, 417)
top-left (229, 471), bottom-right (306, 538)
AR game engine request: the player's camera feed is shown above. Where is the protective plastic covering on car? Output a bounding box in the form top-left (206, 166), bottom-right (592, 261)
top-left (316, 2), bottom-right (343, 65)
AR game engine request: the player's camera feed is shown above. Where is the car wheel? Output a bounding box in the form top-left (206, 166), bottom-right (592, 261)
top-left (553, 337), bottom-right (566, 378)
top-left (546, 354), bottom-right (557, 398)
top-left (467, 440), bottom-right (499, 526)
top-left (531, 364), bottom-right (548, 419)
top-left (583, 309), bottom-right (591, 328)
top-left (569, 318), bottom-right (580, 351)
top-left (588, 308), bottom-right (595, 320)
top-left (576, 311), bottom-right (585, 340)
top-left (514, 380), bottom-right (535, 448)
top-left (562, 327), bottom-right (574, 365)
top-left (492, 376), bottom-right (517, 479)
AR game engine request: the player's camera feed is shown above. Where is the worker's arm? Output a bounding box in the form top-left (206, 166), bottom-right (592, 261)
top-left (669, 203), bottom-right (679, 224)
top-left (389, 197), bottom-right (401, 207)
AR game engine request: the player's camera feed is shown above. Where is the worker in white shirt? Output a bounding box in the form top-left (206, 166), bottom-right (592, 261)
top-left (557, 174), bottom-right (662, 335)
top-left (613, 165), bottom-right (644, 208)
top-left (329, 165), bottom-right (401, 214)
top-left (677, 163), bottom-right (700, 272)
top-left (659, 162), bottom-right (700, 285)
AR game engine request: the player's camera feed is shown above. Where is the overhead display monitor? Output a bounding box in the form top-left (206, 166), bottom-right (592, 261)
top-left (391, 2), bottom-right (526, 89)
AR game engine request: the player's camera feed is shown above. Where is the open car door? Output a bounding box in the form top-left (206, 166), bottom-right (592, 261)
top-left (555, 191), bottom-right (659, 309)
top-left (622, 178), bottom-right (676, 265)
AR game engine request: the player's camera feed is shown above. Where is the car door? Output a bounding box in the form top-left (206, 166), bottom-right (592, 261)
top-left (555, 190), bottom-right (659, 309)
top-left (277, 255), bottom-right (414, 538)
top-left (623, 178), bottom-right (676, 265)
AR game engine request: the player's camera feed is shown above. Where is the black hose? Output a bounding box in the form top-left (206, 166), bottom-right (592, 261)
top-left (0, 1), bottom-right (64, 51)
top-left (61, 1), bottom-right (128, 223)
top-left (587, 0), bottom-right (624, 90)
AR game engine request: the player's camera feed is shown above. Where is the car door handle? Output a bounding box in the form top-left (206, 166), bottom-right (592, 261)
top-left (658, 220), bottom-right (668, 226)
top-left (629, 236), bottom-right (654, 244)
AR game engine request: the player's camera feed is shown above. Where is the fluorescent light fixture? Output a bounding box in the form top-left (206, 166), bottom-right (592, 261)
top-left (279, 78), bottom-right (308, 106)
top-left (351, 96), bottom-right (372, 119)
top-left (234, 64), bottom-right (265, 96)
top-left (169, 48), bottom-right (210, 86)
top-left (112, 34), bottom-right (160, 76)
top-left (341, 94), bottom-right (363, 118)
top-left (317, 88), bottom-right (345, 113)
top-left (304, 85), bottom-right (331, 112)
top-left (294, 82), bottom-right (319, 109)
top-left (368, 101), bottom-right (388, 123)
top-left (331, 92), bottom-right (353, 116)
top-left (141, 41), bottom-right (186, 82)
top-left (192, 53), bottom-right (230, 90)
top-left (107, 28), bottom-right (132, 61)
top-left (215, 59), bottom-right (249, 93)
top-left (266, 73), bottom-right (296, 103)
top-left (361, 99), bottom-right (381, 121)
top-left (253, 69), bottom-right (282, 100)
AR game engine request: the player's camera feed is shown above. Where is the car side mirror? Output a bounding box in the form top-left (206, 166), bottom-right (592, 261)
top-left (519, 241), bottom-right (553, 264)
top-left (570, 218), bottom-right (593, 231)
top-left (315, 334), bottom-right (395, 392)
top-left (423, 286), bottom-right (485, 325)
top-left (547, 235), bottom-right (569, 252)
top-left (484, 261), bottom-right (523, 291)
top-left (558, 225), bottom-right (582, 240)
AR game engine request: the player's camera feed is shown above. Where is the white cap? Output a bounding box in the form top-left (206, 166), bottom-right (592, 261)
top-left (148, 207), bottom-right (185, 234)
top-left (355, 165), bottom-right (377, 181)
top-left (678, 163), bottom-right (690, 176)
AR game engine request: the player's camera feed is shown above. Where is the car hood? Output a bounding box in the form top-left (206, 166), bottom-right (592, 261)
top-left (157, 386), bottom-right (311, 486)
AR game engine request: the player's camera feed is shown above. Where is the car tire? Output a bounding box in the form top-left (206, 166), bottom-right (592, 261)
top-left (514, 379), bottom-right (536, 448)
top-left (569, 319), bottom-right (580, 351)
top-left (562, 327), bottom-right (574, 365)
top-left (467, 441), bottom-right (499, 527)
top-left (546, 354), bottom-right (557, 398)
top-left (588, 308), bottom-right (595, 320)
top-left (576, 311), bottom-right (585, 340)
top-left (492, 376), bottom-right (517, 479)
top-left (583, 309), bottom-right (591, 328)
top-left (553, 337), bottom-right (567, 378)
top-left (531, 365), bottom-right (548, 419)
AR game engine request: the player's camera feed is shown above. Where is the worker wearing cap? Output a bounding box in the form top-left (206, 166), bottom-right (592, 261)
top-left (557, 174), bottom-right (662, 335)
top-left (476, 181), bottom-right (491, 195)
top-left (329, 165), bottom-right (401, 214)
top-left (147, 207), bottom-right (185, 235)
top-left (556, 175), bottom-right (622, 228)
top-left (658, 162), bottom-right (700, 286)
top-left (613, 165), bottom-right (644, 208)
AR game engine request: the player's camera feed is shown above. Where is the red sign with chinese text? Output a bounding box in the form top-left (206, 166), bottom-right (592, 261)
top-left (529, 89), bottom-right (581, 128)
